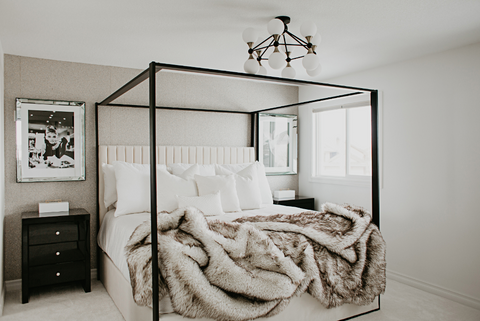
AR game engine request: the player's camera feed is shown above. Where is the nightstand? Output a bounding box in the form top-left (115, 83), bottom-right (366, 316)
top-left (273, 196), bottom-right (315, 210)
top-left (22, 208), bottom-right (90, 303)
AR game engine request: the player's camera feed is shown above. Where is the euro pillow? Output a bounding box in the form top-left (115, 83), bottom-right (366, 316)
top-left (157, 168), bottom-right (198, 212)
top-left (112, 162), bottom-right (168, 216)
top-left (102, 163), bottom-right (116, 208)
top-left (215, 163), bottom-right (262, 210)
top-left (176, 192), bottom-right (224, 216)
top-left (216, 162), bottom-right (273, 205)
top-left (113, 162), bottom-right (151, 217)
top-left (194, 174), bottom-right (241, 213)
top-left (170, 163), bottom-right (215, 177)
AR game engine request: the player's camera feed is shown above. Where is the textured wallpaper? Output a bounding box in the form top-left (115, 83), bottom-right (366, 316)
top-left (3, 55), bottom-right (298, 280)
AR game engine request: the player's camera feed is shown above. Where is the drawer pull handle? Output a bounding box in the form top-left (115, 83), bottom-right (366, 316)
top-left (56, 272), bottom-right (61, 277)
top-left (56, 251), bottom-right (60, 256)
top-left (55, 231), bottom-right (60, 236)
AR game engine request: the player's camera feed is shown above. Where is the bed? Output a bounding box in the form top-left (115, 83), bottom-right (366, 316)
top-left (95, 63), bottom-right (382, 321)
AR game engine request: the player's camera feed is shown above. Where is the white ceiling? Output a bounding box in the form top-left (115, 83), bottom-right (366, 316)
top-left (1, 0), bottom-right (480, 81)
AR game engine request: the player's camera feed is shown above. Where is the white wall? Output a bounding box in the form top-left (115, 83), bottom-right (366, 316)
top-left (299, 42), bottom-right (480, 309)
top-left (0, 40), bottom-right (5, 315)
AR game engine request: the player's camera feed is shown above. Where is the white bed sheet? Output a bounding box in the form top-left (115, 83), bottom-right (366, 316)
top-left (97, 204), bottom-right (308, 282)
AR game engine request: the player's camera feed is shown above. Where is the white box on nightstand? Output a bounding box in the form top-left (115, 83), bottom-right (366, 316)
top-left (273, 190), bottom-right (295, 200)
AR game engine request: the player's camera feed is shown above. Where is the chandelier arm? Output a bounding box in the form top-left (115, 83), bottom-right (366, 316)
top-left (258, 39), bottom-right (275, 59)
top-left (282, 34), bottom-right (289, 54)
top-left (289, 56), bottom-right (305, 61)
top-left (285, 31), bottom-right (309, 49)
top-left (251, 36), bottom-right (274, 51)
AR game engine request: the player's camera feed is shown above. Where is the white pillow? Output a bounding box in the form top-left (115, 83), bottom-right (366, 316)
top-left (176, 192), bottom-right (224, 216)
top-left (170, 163), bottom-right (215, 177)
top-left (113, 162), bottom-right (150, 217)
top-left (215, 163), bottom-right (262, 210)
top-left (102, 163), bottom-right (116, 208)
top-left (194, 174), bottom-right (241, 213)
top-left (157, 169), bottom-right (198, 212)
top-left (216, 162), bottom-right (273, 205)
top-left (112, 162), bottom-right (168, 216)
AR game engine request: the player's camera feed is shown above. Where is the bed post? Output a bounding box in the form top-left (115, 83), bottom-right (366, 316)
top-left (149, 62), bottom-right (160, 320)
top-left (95, 102), bottom-right (100, 280)
top-left (255, 112), bottom-right (260, 161)
top-left (371, 90), bottom-right (380, 228)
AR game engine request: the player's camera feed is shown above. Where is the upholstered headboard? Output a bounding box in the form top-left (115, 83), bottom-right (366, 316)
top-left (98, 145), bottom-right (256, 224)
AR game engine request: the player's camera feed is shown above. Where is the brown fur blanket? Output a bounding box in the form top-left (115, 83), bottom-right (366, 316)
top-left (125, 203), bottom-right (386, 321)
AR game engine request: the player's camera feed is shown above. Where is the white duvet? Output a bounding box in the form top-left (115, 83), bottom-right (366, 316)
top-left (97, 204), bottom-right (307, 282)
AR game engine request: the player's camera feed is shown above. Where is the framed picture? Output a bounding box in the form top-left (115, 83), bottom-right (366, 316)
top-left (259, 113), bottom-right (297, 175)
top-left (15, 98), bottom-right (86, 182)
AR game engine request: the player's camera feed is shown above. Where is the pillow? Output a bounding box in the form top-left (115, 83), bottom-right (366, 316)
top-left (112, 162), bottom-right (168, 216)
top-left (215, 163), bottom-right (262, 210)
top-left (170, 163), bottom-right (215, 177)
top-left (216, 162), bottom-right (273, 205)
top-left (157, 168), bottom-right (198, 212)
top-left (176, 192), bottom-right (224, 216)
top-left (113, 162), bottom-right (151, 217)
top-left (194, 174), bottom-right (241, 212)
top-left (102, 163), bottom-right (117, 208)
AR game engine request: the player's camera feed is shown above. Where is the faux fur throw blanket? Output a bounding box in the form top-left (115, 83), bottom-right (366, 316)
top-left (125, 203), bottom-right (386, 321)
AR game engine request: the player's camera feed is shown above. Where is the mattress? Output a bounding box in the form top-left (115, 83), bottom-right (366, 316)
top-left (97, 205), bottom-right (379, 319)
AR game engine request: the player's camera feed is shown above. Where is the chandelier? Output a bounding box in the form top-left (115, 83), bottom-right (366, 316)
top-left (242, 16), bottom-right (322, 78)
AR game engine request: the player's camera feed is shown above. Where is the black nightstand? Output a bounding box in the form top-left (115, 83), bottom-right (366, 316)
top-left (273, 196), bottom-right (315, 210)
top-left (22, 208), bottom-right (91, 303)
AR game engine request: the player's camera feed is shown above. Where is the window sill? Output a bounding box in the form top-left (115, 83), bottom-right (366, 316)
top-left (309, 176), bottom-right (372, 187)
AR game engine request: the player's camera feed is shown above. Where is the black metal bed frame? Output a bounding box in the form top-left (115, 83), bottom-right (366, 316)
top-left (95, 61), bottom-right (380, 321)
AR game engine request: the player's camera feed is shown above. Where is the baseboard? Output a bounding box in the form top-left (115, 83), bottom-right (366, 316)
top-left (387, 269), bottom-right (480, 311)
top-left (5, 269), bottom-right (98, 294)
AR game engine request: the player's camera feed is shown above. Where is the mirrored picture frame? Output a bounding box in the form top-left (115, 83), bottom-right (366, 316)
top-left (16, 98), bottom-right (86, 182)
top-left (259, 113), bottom-right (297, 175)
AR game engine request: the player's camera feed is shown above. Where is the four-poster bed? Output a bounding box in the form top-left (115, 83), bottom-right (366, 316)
top-left (95, 62), bottom-right (383, 321)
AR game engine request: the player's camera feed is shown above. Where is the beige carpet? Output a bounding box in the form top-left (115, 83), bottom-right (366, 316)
top-left (2, 279), bottom-right (479, 320)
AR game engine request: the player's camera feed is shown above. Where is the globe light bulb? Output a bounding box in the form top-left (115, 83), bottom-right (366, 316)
top-left (267, 18), bottom-right (285, 36)
top-left (268, 49), bottom-right (286, 69)
top-left (312, 33), bottom-right (322, 46)
top-left (281, 63), bottom-right (296, 78)
top-left (302, 52), bottom-right (320, 70)
top-left (244, 56), bottom-right (259, 74)
top-left (257, 64), bottom-right (267, 76)
top-left (242, 28), bottom-right (258, 44)
top-left (300, 21), bottom-right (317, 38)
top-left (306, 64), bottom-right (322, 77)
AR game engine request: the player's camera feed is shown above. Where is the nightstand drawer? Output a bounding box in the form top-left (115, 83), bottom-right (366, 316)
top-left (29, 222), bottom-right (79, 245)
top-left (29, 262), bottom-right (85, 287)
top-left (29, 242), bottom-right (85, 266)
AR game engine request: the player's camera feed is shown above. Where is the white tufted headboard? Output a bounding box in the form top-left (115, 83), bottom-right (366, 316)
top-left (98, 145), bottom-right (256, 224)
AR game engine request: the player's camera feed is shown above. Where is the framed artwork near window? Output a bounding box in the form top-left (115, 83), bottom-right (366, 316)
top-left (15, 98), bottom-right (86, 182)
top-left (258, 113), bottom-right (297, 175)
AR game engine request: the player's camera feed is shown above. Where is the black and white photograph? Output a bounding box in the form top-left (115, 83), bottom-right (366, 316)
top-left (16, 98), bottom-right (85, 182)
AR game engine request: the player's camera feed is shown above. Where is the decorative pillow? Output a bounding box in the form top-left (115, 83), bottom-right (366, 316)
top-left (216, 162), bottom-right (273, 205)
top-left (112, 162), bottom-right (168, 216)
top-left (194, 174), bottom-right (241, 212)
top-left (113, 162), bottom-right (151, 217)
top-left (170, 163), bottom-right (215, 177)
top-left (157, 168), bottom-right (199, 212)
top-left (176, 192), bottom-right (224, 216)
top-left (102, 163), bottom-right (117, 208)
top-left (215, 163), bottom-right (262, 210)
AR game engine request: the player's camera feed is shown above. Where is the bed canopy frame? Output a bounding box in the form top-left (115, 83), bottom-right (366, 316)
top-left (95, 62), bottom-right (380, 321)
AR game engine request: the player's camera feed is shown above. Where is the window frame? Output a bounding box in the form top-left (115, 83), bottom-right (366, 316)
top-left (310, 94), bottom-right (373, 187)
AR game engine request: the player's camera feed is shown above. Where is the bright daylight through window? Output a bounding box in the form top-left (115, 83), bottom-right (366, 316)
top-left (314, 106), bottom-right (371, 178)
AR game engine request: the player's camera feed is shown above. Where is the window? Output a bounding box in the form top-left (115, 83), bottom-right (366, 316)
top-left (313, 106), bottom-right (372, 179)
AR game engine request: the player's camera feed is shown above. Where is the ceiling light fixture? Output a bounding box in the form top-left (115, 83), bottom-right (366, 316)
top-left (243, 16), bottom-right (322, 78)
